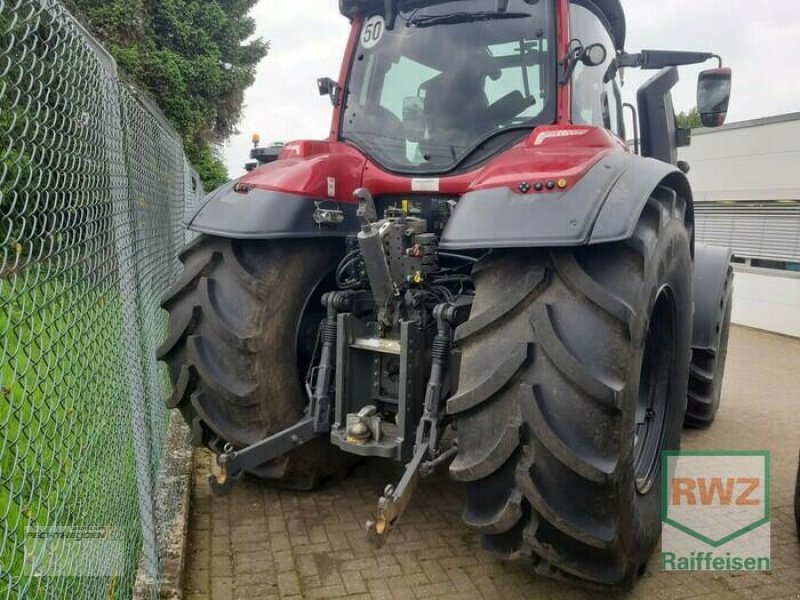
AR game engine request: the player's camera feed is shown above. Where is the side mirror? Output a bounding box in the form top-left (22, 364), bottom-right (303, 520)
top-left (697, 68), bottom-right (732, 128)
top-left (581, 43), bottom-right (608, 67)
top-left (317, 77), bottom-right (340, 106)
top-left (402, 96), bottom-right (426, 143)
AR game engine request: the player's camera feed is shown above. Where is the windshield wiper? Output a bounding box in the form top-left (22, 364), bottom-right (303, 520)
top-left (407, 11), bottom-right (531, 28)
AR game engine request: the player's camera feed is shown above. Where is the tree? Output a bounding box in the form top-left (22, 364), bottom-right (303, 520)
top-left (676, 107), bottom-right (703, 129)
top-left (64, 0), bottom-right (269, 190)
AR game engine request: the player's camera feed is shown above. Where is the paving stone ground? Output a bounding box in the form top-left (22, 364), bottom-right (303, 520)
top-left (183, 326), bottom-right (800, 600)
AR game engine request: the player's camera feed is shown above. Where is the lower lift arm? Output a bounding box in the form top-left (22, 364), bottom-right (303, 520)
top-left (208, 291), bottom-right (358, 494)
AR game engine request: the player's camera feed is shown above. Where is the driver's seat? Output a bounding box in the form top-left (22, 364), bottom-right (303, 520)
top-left (421, 70), bottom-right (490, 160)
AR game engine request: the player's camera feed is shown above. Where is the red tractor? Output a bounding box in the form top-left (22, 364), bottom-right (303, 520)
top-left (159, 0), bottom-right (735, 588)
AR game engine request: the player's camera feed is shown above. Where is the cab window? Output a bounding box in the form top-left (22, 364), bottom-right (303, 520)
top-left (483, 40), bottom-right (549, 122)
top-left (379, 56), bottom-right (440, 121)
top-left (569, 2), bottom-right (624, 139)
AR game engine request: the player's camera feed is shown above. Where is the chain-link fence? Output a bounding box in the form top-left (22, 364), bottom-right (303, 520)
top-left (1, 1), bottom-right (204, 597)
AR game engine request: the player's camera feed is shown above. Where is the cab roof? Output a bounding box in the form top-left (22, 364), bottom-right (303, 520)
top-left (339, 0), bottom-right (626, 51)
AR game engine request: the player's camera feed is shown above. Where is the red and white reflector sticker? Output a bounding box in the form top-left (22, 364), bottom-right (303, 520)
top-left (532, 128), bottom-right (592, 146)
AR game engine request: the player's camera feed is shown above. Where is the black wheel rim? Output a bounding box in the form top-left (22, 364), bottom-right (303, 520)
top-left (633, 286), bottom-right (677, 494)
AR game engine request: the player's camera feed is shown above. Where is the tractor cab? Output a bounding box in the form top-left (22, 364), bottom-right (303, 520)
top-left (329, 0), bottom-right (732, 174)
top-left (339, 0), bottom-right (555, 172)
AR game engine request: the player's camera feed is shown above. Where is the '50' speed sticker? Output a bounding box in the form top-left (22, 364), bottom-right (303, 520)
top-left (361, 15), bottom-right (386, 49)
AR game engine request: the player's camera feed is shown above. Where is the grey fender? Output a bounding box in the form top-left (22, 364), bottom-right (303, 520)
top-left (692, 243), bottom-right (734, 351)
top-left (184, 185), bottom-right (359, 239)
top-left (439, 151), bottom-right (693, 250)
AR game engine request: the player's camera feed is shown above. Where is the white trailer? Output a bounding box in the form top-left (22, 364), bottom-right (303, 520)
top-left (680, 113), bottom-right (800, 337)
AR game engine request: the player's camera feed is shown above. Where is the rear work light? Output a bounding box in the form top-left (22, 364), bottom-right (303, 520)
top-left (233, 182), bottom-right (254, 194)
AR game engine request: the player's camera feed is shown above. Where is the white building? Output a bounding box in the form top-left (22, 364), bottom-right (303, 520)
top-left (680, 112), bottom-right (800, 337)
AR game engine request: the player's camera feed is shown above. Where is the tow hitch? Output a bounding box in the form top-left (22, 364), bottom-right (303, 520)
top-left (365, 302), bottom-right (468, 547)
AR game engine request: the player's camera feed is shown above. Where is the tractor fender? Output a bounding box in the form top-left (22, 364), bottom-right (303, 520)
top-left (439, 151), bottom-right (692, 250)
top-left (184, 185), bottom-right (359, 239)
top-left (692, 243), bottom-right (734, 351)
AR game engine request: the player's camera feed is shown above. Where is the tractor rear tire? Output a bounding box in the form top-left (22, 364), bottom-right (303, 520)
top-left (684, 266), bottom-right (733, 428)
top-left (448, 188), bottom-right (692, 589)
top-left (157, 235), bottom-right (354, 489)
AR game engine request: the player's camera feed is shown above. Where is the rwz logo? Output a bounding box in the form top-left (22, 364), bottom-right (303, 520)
top-left (670, 477), bottom-right (761, 506)
top-left (661, 451), bottom-right (771, 571)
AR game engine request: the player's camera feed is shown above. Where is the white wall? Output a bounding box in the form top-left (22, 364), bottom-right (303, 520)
top-left (730, 268), bottom-right (800, 338)
top-left (680, 114), bottom-right (800, 203)
top-left (679, 115), bottom-right (800, 338)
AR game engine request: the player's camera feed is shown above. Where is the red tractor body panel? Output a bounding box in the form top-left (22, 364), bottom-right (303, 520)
top-left (237, 126), bottom-right (625, 202)
top-left (239, 141), bottom-right (368, 203)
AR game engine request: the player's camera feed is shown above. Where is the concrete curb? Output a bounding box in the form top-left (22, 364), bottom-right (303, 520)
top-left (134, 413), bottom-right (193, 600)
